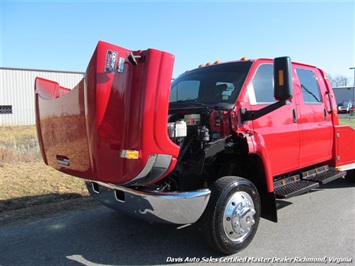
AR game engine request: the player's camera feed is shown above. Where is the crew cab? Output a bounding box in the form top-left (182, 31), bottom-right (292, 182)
top-left (34, 41), bottom-right (355, 254)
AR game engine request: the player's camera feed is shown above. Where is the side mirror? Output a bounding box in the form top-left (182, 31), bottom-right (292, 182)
top-left (274, 56), bottom-right (293, 101)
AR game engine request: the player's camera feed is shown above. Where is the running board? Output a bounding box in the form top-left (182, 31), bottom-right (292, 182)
top-left (302, 167), bottom-right (346, 184)
top-left (274, 176), bottom-right (319, 199)
top-left (274, 166), bottom-right (346, 199)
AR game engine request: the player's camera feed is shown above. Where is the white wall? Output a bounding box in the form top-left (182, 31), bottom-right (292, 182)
top-left (0, 67), bottom-right (84, 125)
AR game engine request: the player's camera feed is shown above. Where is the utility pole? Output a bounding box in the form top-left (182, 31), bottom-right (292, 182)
top-left (350, 67), bottom-right (355, 87)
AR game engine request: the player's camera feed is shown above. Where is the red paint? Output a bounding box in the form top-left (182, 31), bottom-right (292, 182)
top-left (35, 41), bottom-right (355, 192)
top-left (35, 41), bottom-right (178, 184)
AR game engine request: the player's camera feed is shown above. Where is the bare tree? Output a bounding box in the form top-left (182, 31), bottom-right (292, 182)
top-left (327, 73), bottom-right (349, 87)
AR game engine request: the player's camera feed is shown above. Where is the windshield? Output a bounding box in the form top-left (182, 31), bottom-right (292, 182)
top-left (170, 61), bottom-right (252, 109)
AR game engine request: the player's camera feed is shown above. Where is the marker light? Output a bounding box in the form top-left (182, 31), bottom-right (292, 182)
top-left (240, 57), bottom-right (248, 61)
top-left (121, 150), bottom-right (140, 159)
top-left (198, 64), bottom-right (205, 68)
top-left (214, 60), bottom-right (221, 64)
top-left (278, 70), bottom-right (284, 86)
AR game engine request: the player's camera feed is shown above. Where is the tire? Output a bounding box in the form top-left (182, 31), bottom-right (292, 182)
top-left (201, 176), bottom-right (261, 255)
top-left (345, 169), bottom-right (355, 183)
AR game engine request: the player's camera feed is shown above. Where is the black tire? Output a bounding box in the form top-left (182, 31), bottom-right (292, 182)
top-left (201, 176), bottom-right (261, 255)
top-left (345, 169), bottom-right (355, 183)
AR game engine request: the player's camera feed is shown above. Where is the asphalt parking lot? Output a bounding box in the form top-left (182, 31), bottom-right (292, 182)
top-left (0, 177), bottom-right (354, 266)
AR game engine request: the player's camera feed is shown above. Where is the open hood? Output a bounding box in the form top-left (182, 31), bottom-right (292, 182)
top-left (35, 41), bottom-right (179, 185)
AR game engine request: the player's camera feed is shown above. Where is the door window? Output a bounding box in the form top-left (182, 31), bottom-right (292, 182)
top-left (250, 64), bottom-right (275, 104)
top-left (296, 68), bottom-right (322, 104)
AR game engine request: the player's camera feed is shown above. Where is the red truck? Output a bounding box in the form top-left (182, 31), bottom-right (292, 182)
top-left (34, 41), bottom-right (355, 254)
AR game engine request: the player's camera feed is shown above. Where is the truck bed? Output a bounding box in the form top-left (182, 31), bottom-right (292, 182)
top-left (334, 125), bottom-right (355, 169)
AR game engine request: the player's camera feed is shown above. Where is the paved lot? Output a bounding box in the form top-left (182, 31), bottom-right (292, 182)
top-left (0, 178), bottom-right (354, 266)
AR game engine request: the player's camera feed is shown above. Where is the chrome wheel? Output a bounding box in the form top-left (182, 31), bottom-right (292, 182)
top-left (223, 191), bottom-right (256, 243)
top-left (201, 176), bottom-right (260, 254)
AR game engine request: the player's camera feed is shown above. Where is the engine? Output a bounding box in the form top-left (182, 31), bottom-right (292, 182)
top-left (168, 113), bottom-right (214, 151)
top-left (162, 112), bottom-right (217, 191)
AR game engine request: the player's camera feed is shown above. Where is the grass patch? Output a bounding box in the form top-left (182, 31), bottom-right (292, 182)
top-left (339, 118), bottom-right (355, 128)
top-left (0, 125), bottom-right (89, 213)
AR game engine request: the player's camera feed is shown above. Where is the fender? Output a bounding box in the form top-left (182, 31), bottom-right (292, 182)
top-left (246, 132), bottom-right (274, 192)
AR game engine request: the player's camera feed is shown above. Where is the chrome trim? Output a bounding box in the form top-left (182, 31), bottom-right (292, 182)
top-left (223, 191), bottom-right (256, 243)
top-left (91, 183), bottom-right (100, 194)
top-left (337, 163), bottom-right (355, 171)
top-left (123, 154), bottom-right (173, 186)
top-left (130, 154), bottom-right (157, 182)
top-left (87, 182), bottom-right (211, 224)
top-left (56, 157), bottom-right (70, 167)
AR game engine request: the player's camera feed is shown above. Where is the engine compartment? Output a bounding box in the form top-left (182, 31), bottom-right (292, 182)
top-left (149, 107), bottom-right (233, 192)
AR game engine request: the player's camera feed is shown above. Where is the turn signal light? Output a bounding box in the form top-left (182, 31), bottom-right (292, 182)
top-left (121, 150), bottom-right (140, 159)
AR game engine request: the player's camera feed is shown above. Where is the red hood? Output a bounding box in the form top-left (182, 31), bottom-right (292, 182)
top-left (35, 41), bottom-right (179, 185)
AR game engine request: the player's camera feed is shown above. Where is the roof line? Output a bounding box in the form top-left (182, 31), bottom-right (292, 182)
top-left (0, 66), bottom-right (85, 75)
top-left (333, 86), bottom-right (355, 89)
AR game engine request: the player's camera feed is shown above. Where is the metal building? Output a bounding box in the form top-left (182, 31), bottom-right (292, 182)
top-left (0, 67), bottom-right (84, 125)
top-left (333, 86), bottom-right (355, 104)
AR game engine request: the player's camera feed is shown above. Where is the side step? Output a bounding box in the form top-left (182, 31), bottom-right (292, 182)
top-left (274, 175), bottom-right (319, 199)
top-left (302, 167), bottom-right (346, 184)
top-left (274, 166), bottom-right (346, 199)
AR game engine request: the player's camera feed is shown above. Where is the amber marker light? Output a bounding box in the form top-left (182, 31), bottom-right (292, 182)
top-left (121, 150), bottom-right (140, 159)
top-left (278, 70), bottom-right (284, 86)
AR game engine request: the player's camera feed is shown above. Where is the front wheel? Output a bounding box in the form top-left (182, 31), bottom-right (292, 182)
top-left (201, 176), bottom-right (261, 255)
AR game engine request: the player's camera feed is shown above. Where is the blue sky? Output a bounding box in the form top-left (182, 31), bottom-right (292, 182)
top-left (1, 1), bottom-right (354, 82)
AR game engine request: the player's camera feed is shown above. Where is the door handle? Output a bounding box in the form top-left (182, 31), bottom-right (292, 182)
top-left (292, 108), bottom-right (297, 123)
top-left (324, 108), bottom-right (328, 121)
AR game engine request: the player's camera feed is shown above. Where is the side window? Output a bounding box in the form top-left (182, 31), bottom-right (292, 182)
top-left (296, 68), bottom-right (322, 103)
top-left (170, 80), bottom-right (200, 102)
top-left (251, 64), bottom-right (275, 103)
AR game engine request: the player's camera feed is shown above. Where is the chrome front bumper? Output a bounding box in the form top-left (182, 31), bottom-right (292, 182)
top-left (87, 181), bottom-right (211, 224)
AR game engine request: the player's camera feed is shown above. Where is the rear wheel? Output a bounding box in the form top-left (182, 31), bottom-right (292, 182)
top-left (201, 176), bottom-right (260, 254)
top-left (345, 169), bottom-right (355, 183)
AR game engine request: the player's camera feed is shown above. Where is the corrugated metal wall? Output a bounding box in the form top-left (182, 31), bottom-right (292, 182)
top-left (0, 67), bottom-right (84, 125)
top-left (333, 87), bottom-right (355, 104)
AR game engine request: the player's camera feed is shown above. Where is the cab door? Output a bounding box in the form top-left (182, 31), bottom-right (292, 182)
top-left (294, 66), bottom-right (333, 167)
top-left (247, 61), bottom-right (300, 176)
